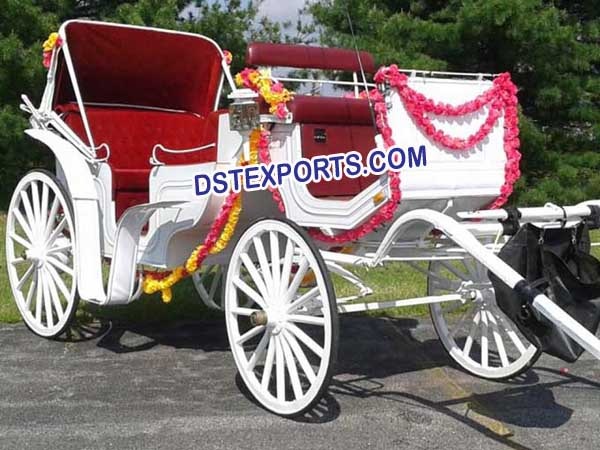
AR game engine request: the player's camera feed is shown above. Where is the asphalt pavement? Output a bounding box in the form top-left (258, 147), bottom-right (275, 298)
top-left (0, 315), bottom-right (599, 449)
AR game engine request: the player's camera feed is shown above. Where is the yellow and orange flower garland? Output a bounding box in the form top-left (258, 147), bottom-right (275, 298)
top-left (235, 68), bottom-right (294, 119)
top-left (42, 32), bottom-right (62, 69)
top-left (142, 128), bottom-right (262, 303)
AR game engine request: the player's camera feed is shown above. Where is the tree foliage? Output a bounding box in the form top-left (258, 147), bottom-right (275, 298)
top-left (310, 0), bottom-right (600, 205)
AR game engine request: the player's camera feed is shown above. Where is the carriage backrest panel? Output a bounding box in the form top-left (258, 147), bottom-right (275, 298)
top-left (60, 104), bottom-right (222, 218)
top-left (245, 42), bottom-right (379, 197)
top-left (54, 21), bottom-right (224, 116)
top-left (246, 42), bottom-right (376, 73)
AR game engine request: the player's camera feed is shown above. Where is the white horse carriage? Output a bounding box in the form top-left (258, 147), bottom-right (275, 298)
top-left (8, 20), bottom-right (600, 417)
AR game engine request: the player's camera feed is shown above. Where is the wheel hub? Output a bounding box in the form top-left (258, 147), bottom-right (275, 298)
top-left (25, 247), bottom-right (47, 268)
top-left (250, 310), bottom-right (268, 327)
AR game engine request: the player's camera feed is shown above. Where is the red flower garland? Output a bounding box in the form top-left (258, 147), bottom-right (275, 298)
top-left (252, 64), bottom-right (521, 244)
top-left (375, 65), bottom-right (521, 209)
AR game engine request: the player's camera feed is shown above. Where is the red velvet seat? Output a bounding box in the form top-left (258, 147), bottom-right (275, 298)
top-left (60, 104), bottom-right (223, 218)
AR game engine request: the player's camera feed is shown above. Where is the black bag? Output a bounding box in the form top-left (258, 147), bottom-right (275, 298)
top-left (489, 223), bottom-right (600, 362)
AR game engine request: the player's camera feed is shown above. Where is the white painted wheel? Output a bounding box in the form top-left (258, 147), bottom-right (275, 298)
top-left (428, 257), bottom-right (540, 379)
top-left (192, 264), bottom-right (225, 310)
top-left (6, 170), bottom-right (79, 338)
top-left (225, 218), bottom-right (338, 417)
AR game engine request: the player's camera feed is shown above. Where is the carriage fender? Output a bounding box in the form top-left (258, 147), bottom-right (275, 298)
top-left (24, 129), bottom-right (106, 303)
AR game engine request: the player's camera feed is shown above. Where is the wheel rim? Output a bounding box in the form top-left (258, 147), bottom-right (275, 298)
top-left (225, 220), bottom-right (335, 416)
top-left (192, 264), bottom-right (225, 310)
top-left (6, 172), bottom-right (77, 337)
top-left (429, 257), bottom-right (539, 379)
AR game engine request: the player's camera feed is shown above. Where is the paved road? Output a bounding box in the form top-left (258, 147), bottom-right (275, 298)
top-left (0, 316), bottom-right (599, 450)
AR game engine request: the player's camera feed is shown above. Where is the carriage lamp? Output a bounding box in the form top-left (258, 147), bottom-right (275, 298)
top-left (228, 89), bottom-right (260, 131)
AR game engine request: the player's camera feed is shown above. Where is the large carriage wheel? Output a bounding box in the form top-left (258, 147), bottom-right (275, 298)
top-left (225, 218), bottom-right (338, 417)
top-left (428, 257), bottom-right (540, 379)
top-left (6, 170), bottom-right (79, 338)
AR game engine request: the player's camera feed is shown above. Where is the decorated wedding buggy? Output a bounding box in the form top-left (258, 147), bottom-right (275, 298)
top-left (8, 20), bottom-right (600, 416)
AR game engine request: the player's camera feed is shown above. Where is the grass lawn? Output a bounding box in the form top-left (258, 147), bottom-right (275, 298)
top-left (0, 212), bottom-right (428, 325)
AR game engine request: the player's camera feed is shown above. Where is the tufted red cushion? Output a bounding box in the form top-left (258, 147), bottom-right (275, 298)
top-left (60, 104), bottom-right (223, 218)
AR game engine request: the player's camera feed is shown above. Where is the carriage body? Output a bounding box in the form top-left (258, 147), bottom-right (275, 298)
top-left (8, 20), bottom-right (600, 418)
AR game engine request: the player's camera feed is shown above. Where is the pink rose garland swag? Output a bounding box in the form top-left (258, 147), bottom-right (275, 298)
top-left (254, 64), bottom-right (521, 243)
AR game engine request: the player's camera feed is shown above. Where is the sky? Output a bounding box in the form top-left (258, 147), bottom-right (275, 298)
top-left (257, 0), bottom-right (306, 23)
top-left (181, 0), bottom-right (308, 24)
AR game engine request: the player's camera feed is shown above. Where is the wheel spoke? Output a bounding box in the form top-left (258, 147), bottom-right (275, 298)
top-left (9, 231), bottom-right (32, 250)
top-left (283, 329), bottom-right (316, 384)
top-left (491, 308), bottom-right (527, 355)
top-left (261, 335), bottom-right (276, 389)
top-left (285, 256), bottom-right (309, 304)
top-left (275, 336), bottom-right (285, 402)
top-left (45, 217), bottom-right (67, 247)
top-left (16, 264), bottom-right (35, 290)
top-left (231, 307), bottom-right (259, 316)
top-left (286, 286), bottom-right (320, 314)
top-left (19, 190), bottom-right (37, 237)
top-left (45, 263), bottom-right (72, 300)
top-left (280, 333), bottom-right (303, 400)
top-left (287, 314), bottom-right (325, 326)
top-left (48, 242), bottom-right (72, 254)
top-left (279, 239), bottom-right (294, 297)
top-left (449, 305), bottom-right (477, 338)
top-left (487, 311), bottom-right (509, 367)
top-left (240, 253), bottom-right (270, 302)
top-left (43, 197), bottom-right (60, 240)
top-left (44, 267), bottom-right (65, 320)
top-left (247, 329), bottom-right (271, 371)
top-left (232, 276), bottom-right (267, 310)
top-left (46, 255), bottom-right (74, 277)
top-left (40, 182), bottom-right (49, 234)
top-left (270, 231), bottom-right (280, 298)
top-left (41, 272), bottom-right (54, 328)
top-left (285, 322), bottom-right (324, 358)
top-left (462, 310), bottom-right (481, 357)
top-left (236, 325), bottom-right (265, 345)
top-left (439, 260), bottom-right (470, 282)
top-left (253, 236), bottom-right (274, 294)
top-left (30, 181), bottom-right (41, 227)
top-left (12, 209), bottom-right (35, 244)
top-left (480, 309), bottom-right (489, 368)
top-left (25, 273), bottom-right (37, 310)
top-left (208, 265), bottom-right (222, 299)
top-left (34, 277), bottom-right (43, 323)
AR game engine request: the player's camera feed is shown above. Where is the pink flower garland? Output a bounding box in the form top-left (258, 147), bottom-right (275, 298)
top-left (256, 128), bottom-right (286, 212)
top-left (375, 65), bottom-right (521, 208)
top-left (256, 64), bottom-right (521, 244)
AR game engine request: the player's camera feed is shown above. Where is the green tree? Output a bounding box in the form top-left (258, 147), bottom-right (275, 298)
top-left (311, 0), bottom-right (600, 205)
top-left (0, 0), bottom-right (284, 207)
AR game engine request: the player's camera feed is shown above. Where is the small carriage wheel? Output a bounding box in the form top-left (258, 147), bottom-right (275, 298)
top-left (192, 264), bottom-right (226, 310)
top-left (225, 218), bottom-right (339, 417)
top-left (428, 258), bottom-right (540, 380)
top-left (6, 170), bottom-right (79, 338)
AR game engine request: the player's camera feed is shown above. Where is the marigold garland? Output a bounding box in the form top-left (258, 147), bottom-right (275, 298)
top-left (235, 68), bottom-right (294, 119)
top-left (42, 32), bottom-right (62, 69)
top-left (141, 132), bottom-right (259, 302)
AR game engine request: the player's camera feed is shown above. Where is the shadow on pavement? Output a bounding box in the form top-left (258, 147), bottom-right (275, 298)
top-left (58, 314), bottom-right (599, 439)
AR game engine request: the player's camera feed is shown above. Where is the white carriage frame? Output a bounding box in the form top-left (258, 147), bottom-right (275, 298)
top-left (18, 20), bottom-right (600, 372)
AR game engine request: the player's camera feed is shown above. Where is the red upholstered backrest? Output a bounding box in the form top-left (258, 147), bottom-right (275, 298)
top-left (60, 105), bottom-right (221, 217)
top-left (54, 21), bottom-right (224, 118)
top-left (246, 42), bottom-right (376, 73)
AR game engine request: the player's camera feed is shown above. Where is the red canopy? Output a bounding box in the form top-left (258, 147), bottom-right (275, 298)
top-left (53, 21), bottom-right (225, 117)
